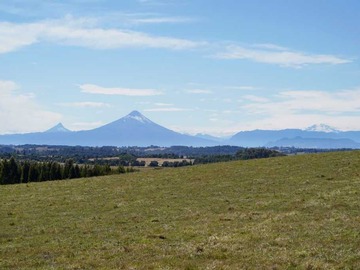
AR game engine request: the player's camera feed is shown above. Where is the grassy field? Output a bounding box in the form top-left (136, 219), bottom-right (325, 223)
top-left (1, 151), bottom-right (360, 269)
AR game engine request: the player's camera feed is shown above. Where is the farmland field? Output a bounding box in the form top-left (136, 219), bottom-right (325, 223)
top-left (1, 151), bottom-right (360, 269)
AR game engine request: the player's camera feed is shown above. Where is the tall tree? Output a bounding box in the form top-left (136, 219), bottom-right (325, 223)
top-left (9, 157), bottom-right (20, 184)
top-left (21, 161), bottom-right (30, 183)
top-left (28, 163), bottom-right (40, 182)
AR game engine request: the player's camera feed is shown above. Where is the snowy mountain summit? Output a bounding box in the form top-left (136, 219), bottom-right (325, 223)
top-left (45, 123), bottom-right (71, 133)
top-left (122, 110), bottom-right (153, 124)
top-left (305, 124), bottom-right (340, 133)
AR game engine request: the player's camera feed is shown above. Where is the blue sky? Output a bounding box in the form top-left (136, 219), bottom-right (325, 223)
top-left (1, 0), bottom-right (360, 136)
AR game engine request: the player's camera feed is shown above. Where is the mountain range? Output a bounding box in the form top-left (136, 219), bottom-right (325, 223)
top-left (0, 111), bottom-right (215, 147)
top-left (228, 126), bottom-right (360, 149)
top-left (0, 111), bottom-right (360, 149)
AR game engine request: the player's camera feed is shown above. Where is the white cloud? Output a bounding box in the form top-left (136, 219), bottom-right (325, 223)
top-left (59, 101), bottom-right (111, 108)
top-left (222, 98), bottom-right (233, 103)
top-left (154, 102), bottom-right (173, 106)
top-left (137, 0), bottom-right (179, 5)
top-left (187, 89), bottom-right (212, 94)
top-left (243, 89), bottom-right (360, 114)
top-left (0, 80), bottom-right (62, 134)
top-left (225, 86), bottom-right (258, 91)
top-left (97, 12), bottom-right (196, 26)
top-left (0, 80), bottom-right (19, 92)
top-left (253, 43), bottom-right (289, 51)
top-left (243, 95), bottom-right (269, 103)
top-left (0, 16), bottom-right (201, 54)
top-left (236, 114), bottom-right (360, 132)
top-left (239, 88), bottom-right (360, 130)
top-left (80, 84), bottom-right (162, 96)
top-left (0, 22), bottom-right (39, 53)
top-left (130, 16), bottom-right (193, 24)
top-left (144, 107), bottom-right (193, 112)
top-left (216, 44), bottom-right (351, 68)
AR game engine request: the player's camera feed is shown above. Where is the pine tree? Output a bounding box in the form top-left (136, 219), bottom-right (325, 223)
top-left (9, 157), bottom-right (20, 184)
top-left (63, 159), bottom-right (74, 179)
top-left (21, 161), bottom-right (30, 183)
top-left (0, 161), bottom-right (3, 185)
top-left (0, 159), bottom-right (10, 184)
top-left (28, 163), bottom-right (40, 182)
top-left (74, 165), bottom-right (81, 178)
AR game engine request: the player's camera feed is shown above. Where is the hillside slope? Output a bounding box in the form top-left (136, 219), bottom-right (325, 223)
top-left (1, 151), bottom-right (360, 269)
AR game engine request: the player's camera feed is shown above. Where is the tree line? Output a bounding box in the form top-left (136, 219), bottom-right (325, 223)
top-left (193, 148), bottom-right (285, 165)
top-left (144, 148), bottom-right (284, 167)
top-left (0, 145), bottom-right (245, 164)
top-left (0, 157), bottom-right (134, 185)
top-left (118, 148), bottom-right (284, 167)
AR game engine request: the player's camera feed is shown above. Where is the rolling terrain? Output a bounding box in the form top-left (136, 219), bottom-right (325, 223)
top-left (1, 151), bottom-right (360, 269)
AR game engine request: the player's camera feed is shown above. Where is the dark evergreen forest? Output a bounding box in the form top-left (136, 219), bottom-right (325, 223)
top-left (0, 157), bottom-right (133, 185)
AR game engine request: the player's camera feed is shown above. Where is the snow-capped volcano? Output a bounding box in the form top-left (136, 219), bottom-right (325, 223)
top-left (122, 110), bottom-right (153, 124)
top-left (0, 110), bottom-right (216, 147)
top-left (305, 124), bottom-right (340, 133)
top-left (78, 110), bottom-right (216, 146)
top-left (45, 123), bottom-right (71, 133)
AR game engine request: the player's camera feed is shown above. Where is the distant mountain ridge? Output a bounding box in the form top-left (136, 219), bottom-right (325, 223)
top-left (0, 111), bottom-right (215, 147)
top-left (228, 127), bottom-right (360, 149)
top-left (45, 123), bottom-right (71, 133)
top-left (305, 124), bottom-right (340, 133)
top-left (0, 111), bottom-right (359, 149)
top-left (195, 133), bottom-right (225, 142)
top-left (266, 137), bottom-right (360, 149)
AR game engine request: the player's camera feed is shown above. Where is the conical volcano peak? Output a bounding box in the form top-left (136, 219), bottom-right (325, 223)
top-left (128, 110), bottom-right (142, 117)
top-left (123, 110), bottom-right (152, 124)
top-left (45, 123), bottom-right (71, 133)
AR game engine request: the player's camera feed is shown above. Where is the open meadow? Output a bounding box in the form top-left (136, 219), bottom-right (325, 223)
top-left (1, 151), bottom-right (360, 269)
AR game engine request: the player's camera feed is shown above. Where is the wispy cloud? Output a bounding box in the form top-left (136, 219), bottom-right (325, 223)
top-left (130, 16), bottom-right (194, 25)
top-left (0, 80), bottom-right (19, 93)
top-left (187, 89), bottom-right (212, 94)
top-left (80, 84), bottom-right (162, 96)
top-left (0, 80), bottom-right (61, 134)
top-left (59, 101), bottom-right (111, 108)
top-left (239, 88), bottom-right (360, 130)
top-left (253, 43), bottom-right (289, 51)
top-left (225, 86), bottom-right (258, 91)
top-left (154, 102), bottom-right (173, 106)
top-left (0, 22), bottom-right (39, 54)
top-left (0, 16), bottom-right (202, 54)
top-left (144, 107), bottom-right (193, 112)
top-left (243, 95), bottom-right (269, 103)
top-left (243, 89), bottom-right (360, 115)
top-left (216, 44), bottom-right (351, 68)
top-left (137, 0), bottom-right (180, 6)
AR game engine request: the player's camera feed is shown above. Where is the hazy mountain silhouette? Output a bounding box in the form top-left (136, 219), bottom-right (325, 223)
top-left (266, 136), bottom-right (360, 149)
top-left (0, 111), bottom-right (216, 147)
top-left (45, 123), bottom-right (71, 133)
top-left (228, 125), bottom-right (360, 148)
top-left (1, 114), bottom-right (360, 148)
